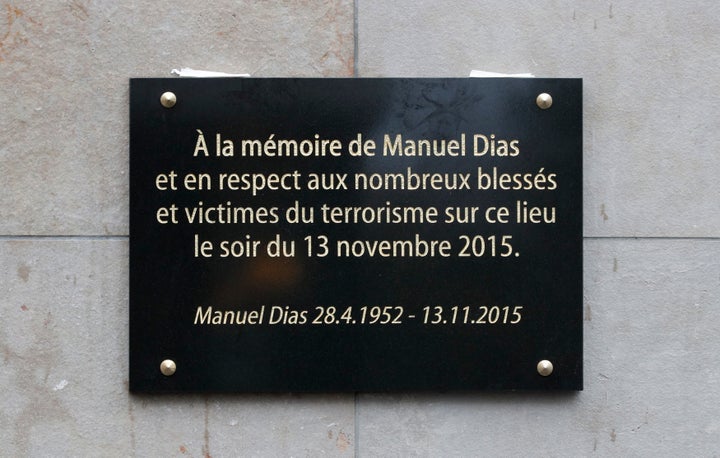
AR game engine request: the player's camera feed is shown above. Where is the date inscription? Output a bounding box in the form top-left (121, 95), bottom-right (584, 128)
top-left (193, 305), bottom-right (523, 326)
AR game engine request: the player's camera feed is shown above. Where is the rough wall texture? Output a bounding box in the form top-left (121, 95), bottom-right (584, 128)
top-left (1, 1), bottom-right (718, 456)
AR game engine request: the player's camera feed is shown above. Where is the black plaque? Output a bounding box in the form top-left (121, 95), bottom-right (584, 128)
top-left (130, 78), bottom-right (582, 392)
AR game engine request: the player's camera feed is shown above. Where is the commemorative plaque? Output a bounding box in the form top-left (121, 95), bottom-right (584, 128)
top-left (129, 78), bottom-right (582, 392)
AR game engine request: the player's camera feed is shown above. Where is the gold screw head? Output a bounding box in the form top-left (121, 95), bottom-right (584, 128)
top-left (537, 359), bottom-right (554, 376)
top-left (160, 359), bottom-right (177, 376)
top-left (160, 91), bottom-right (177, 108)
top-left (536, 93), bottom-right (553, 109)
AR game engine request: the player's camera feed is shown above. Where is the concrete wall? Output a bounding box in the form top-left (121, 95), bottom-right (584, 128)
top-left (1, 1), bottom-right (718, 456)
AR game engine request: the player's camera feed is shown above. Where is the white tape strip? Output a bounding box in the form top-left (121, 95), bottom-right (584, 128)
top-left (469, 70), bottom-right (534, 78)
top-left (171, 67), bottom-right (250, 77)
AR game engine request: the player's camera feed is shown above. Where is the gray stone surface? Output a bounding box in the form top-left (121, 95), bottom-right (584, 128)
top-left (0, 1), bottom-right (354, 236)
top-left (2, 1), bottom-right (719, 456)
top-left (357, 239), bottom-right (720, 456)
top-left (4, 1), bottom-right (717, 238)
top-left (358, 1), bottom-right (720, 237)
top-left (3, 239), bottom-right (717, 455)
top-left (0, 240), bottom-right (355, 456)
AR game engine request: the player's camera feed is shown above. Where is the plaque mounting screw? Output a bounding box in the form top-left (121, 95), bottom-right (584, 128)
top-left (160, 91), bottom-right (177, 108)
top-left (537, 360), bottom-right (554, 376)
top-left (536, 93), bottom-right (553, 109)
top-left (160, 359), bottom-right (177, 376)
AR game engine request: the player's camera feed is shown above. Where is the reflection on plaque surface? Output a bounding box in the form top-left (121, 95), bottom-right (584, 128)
top-left (129, 78), bottom-right (583, 392)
